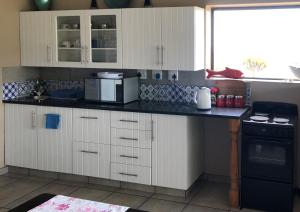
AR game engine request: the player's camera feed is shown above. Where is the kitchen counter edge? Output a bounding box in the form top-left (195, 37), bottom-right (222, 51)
top-left (3, 98), bottom-right (250, 119)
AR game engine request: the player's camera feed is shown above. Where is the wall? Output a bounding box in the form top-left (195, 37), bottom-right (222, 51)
top-left (0, 0), bottom-right (33, 67)
top-left (51, 0), bottom-right (203, 10)
top-left (0, 68), bottom-right (3, 168)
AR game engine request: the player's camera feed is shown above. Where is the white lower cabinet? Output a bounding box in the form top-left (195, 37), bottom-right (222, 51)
top-left (151, 114), bottom-right (204, 190)
top-left (111, 163), bottom-right (151, 185)
top-left (73, 142), bottom-right (110, 178)
top-left (111, 128), bottom-right (152, 149)
top-left (5, 105), bottom-right (203, 191)
top-left (111, 145), bottom-right (151, 167)
top-left (73, 109), bottom-right (110, 144)
top-left (37, 107), bottom-right (73, 173)
top-left (111, 111), bottom-right (152, 130)
top-left (5, 104), bottom-right (38, 169)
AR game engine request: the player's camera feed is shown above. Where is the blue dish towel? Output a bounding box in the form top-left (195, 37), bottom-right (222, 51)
top-left (45, 114), bottom-right (60, 129)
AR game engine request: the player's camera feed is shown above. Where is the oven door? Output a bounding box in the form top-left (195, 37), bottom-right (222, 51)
top-left (242, 136), bottom-right (293, 182)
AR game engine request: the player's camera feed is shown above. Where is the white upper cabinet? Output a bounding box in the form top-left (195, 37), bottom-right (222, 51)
top-left (20, 12), bottom-right (53, 66)
top-left (20, 9), bottom-right (122, 68)
top-left (53, 11), bottom-right (86, 67)
top-left (86, 9), bottom-right (122, 68)
top-left (20, 7), bottom-right (203, 70)
top-left (122, 7), bottom-right (204, 71)
top-left (161, 7), bottom-right (204, 71)
top-left (122, 8), bottom-right (162, 70)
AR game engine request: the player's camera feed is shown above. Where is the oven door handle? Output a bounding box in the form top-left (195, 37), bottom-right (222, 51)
top-left (244, 137), bottom-right (292, 146)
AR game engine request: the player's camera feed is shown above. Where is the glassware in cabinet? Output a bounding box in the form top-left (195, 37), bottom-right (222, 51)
top-left (57, 16), bottom-right (82, 62)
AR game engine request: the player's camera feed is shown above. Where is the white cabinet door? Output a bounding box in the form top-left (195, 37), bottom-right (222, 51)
top-left (111, 111), bottom-right (152, 131)
top-left (73, 142), bottom-right (110, 178)
top-left (73, 109), bottom-right (110, 144)
top-left (5, 104), bottom-right (38, 169)
top-left (20, 12), bottom-right (53, 66)
top-left (52, 11), bottom-right (86, 68)
top-left (37, 106), bottom-right (73, 174)
top-left (122, 8), bottom-right (162, 70)
top-left (86, 9), bottom-right (122, 68)
top-left (151, 114), bottom-right (204, 190)
top-left (161, 7), bottom-right (204, 71)
top-left (111, 163), bottom-right (151, 185)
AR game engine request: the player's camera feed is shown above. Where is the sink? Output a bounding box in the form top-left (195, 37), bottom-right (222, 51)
top-left (33, 96), bottom-right (49, 101)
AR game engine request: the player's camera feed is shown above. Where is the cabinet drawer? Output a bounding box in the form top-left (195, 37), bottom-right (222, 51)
top-left (73, 142), bottom-right (110, 178)
top-left (73, 109), bottom-right (110, 144)
top-left (111, 145), bottom-right (151, 167)
top-left (111, 163), bottom-right (151, 185)
top-left (111, 111), bottom-right (152, 130)
top-left (111, 128), bottom-right (152, 149)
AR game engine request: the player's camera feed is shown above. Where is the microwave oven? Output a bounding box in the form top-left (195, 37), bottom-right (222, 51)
top-left (85, 73), bottom-right (139, 104)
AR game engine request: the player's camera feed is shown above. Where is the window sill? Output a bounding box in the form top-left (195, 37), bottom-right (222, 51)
top-left (206, 77), bottom-right (300, 84)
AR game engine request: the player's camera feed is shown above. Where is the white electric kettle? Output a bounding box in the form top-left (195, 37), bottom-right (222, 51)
top-left (194, 87), bottom-right (212, 110)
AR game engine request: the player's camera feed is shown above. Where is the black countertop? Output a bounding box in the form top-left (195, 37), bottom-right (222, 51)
top-left (3, 97), bottom-right (250, 119)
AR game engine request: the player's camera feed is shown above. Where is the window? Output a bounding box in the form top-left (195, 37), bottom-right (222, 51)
top-left (212, 6), bottom-right (300, 80)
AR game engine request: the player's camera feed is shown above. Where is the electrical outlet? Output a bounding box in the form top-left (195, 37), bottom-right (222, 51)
top-left (168, 70), bottom-right (179, 81)
top-left (152, 70), bottom-right (162, 80)
top-left (137, 70), bottom-right (147, 80)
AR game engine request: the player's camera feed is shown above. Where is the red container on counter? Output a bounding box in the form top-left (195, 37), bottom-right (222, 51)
top-left (226, 95), bottom-right (235, 107)
top-left (234, 96), bottom-right (244, 108)
top-left (216, 95), bottom-right (226, 107)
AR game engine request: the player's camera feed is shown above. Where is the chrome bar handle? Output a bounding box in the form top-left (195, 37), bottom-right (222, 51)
top-left (161, 46), bottom-right (164, 66)
top-left (119, 172), bottom-right (138, 177)
top-left (151, 120), bottom-right (154, 141)
top-left (32, 111), bottom-right (37, 129)
top-left (156, 45), bottom-right (160, 65)
top-left (119, 137), bottom-right (138, 141)
top-left (119, 119), bottom-right (138, 123)
top-left (80, 116), bottom-right (98, 120)
top-left (120, 155), bottom-right (138, 159)
top-left (46, 45), bottom-right (51, 64)
top-left (85, 46), bottom-right (89, 63)
top-left (80, 150), bottom-right (98, 154)
top-left (81, 46), bottom-right (85, 63)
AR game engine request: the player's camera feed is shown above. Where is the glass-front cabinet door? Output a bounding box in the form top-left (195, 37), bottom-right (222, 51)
top-left (86, 10), bottom-right (122, 68)
top-left (53, 12), bottom-right (86, 67)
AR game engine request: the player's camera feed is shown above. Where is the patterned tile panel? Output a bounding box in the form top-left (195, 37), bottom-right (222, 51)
top-left (139, 83), bottom-right (252, 105)
top-left (3, 81), bottom-right (36, 100)
top-left (139, 83), bottom-right (202, 104)
top-left (3, 80), bottom-right (84, 100)
top-left (3, 80), bottom-right (252, 105)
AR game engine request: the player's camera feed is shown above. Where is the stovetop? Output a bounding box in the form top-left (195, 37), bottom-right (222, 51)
top-left (243, 101), bottom-right (298, 128)
top-left (243, 113), bottom-right (296, 127)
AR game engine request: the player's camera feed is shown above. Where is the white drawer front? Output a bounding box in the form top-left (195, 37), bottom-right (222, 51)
top-left (111, 163), bottom-right (151, 185)
top-left (73, 109), bottom-right (110, 144)
top-left (73, 142), bottom-right (110, 179)
top-left (111, 128), bottom-right (152, 149)
top-left (111, 111), bottom-right (152, 130)
top-left (111, 145), bottom-right (151, 167)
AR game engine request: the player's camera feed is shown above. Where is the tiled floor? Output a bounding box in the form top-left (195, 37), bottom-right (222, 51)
top-left (0, 174), bottom-right (299, 212)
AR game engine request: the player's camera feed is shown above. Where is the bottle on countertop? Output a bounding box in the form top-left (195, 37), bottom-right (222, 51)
top-left (90, 0), bottom-right (98, 9)
top-left (144, 0), bottom-right (152, 7)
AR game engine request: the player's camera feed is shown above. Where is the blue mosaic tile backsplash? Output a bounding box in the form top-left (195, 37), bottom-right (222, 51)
top-left (140, 83), bottom-right (201, 103)
top-left (2, 80), bottom-right (84, 100)
top-left (3, 80), bottom-right (251, 105)
top-left (3, 80), bottom-right (36, 100)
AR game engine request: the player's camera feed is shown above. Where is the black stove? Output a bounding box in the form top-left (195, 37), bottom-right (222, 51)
top-left (241, 101), bottom-right (298, 212)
